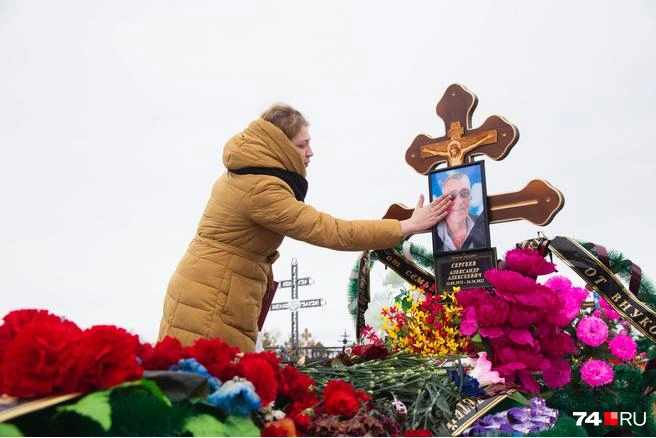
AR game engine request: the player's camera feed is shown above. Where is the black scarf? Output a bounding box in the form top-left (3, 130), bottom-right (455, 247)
top-left (231, 167), bottom-right (308, 202)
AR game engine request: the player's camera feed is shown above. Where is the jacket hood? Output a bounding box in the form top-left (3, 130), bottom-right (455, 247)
top-left (222, 119), bottom-right (307, 177)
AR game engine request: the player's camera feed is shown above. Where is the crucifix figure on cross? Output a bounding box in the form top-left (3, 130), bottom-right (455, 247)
top-left (394, 85), bottom-right (566, 287)
top-left (406, 83), bottom-right (519, 172)
top-left (391, 83), bottom-right (564, 229)
top-left (354, 83), bottom-right (566, 337)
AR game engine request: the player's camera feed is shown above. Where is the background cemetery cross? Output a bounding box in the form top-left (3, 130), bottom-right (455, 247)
top-left (270, 258), bottom-right (324, 360)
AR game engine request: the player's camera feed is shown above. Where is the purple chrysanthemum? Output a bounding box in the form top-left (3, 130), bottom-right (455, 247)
top-left (608, 334), bottom-right (637, 361)
top-left (580, 359), bottom-right (614, 387)
top-left (576, 316), bottom-right (608, 347)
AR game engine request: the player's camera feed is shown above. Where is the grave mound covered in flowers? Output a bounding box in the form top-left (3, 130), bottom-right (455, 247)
top-left (0, 246), bottom-right (655, 436)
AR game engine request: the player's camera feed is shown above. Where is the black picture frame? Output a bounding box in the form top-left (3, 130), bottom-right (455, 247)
top-left (428, 161), bottom-right (491, 256)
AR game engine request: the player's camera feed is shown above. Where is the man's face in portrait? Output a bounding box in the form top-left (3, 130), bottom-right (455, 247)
top-left (442, 175), bottom-right (471, 223)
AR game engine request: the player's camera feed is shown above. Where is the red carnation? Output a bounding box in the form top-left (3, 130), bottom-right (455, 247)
top-left (324, 391), bottom-right (360, 418)
top-left (277, 366), bottom-right (318, 417)
top-left (322, 380), bottom-right (361, 418)
top-left (140, 336), bottom-right (187, 370)
top-left (404, 429), bottom-right (432, 437)
top-left (215, 361), bottom-right (241, 383)
top-left (279, 365), bottom-right (316, 404)
top-left (290, 413), bottom-right (312, 434)
top-left (70, 325), bottom-right (143, 392)
top-left (189, 337), bottom-right (239, 380)
top-left (237, 356), bottom-right (277, 406)
top-left (0, 318), bottom-right (82, 397)
top-left (355, 344), bottom-right (389, 361)
top-left (0, 309), bottom-right (68, 359)
top-left (261, 424), bottom-right (289, 437)
top-left (245, 350), bottom-right (281, 374)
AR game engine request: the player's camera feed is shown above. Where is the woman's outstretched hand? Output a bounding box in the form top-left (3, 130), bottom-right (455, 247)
top-left (399, 193), bottom-right (453, 237)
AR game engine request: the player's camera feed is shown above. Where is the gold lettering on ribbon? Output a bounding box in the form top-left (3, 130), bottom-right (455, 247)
top-left (374, 248), bottom-right (435, 291)
top-left (445, 389), bottom-right (517, 436)
top-left (618, 300), bottom-right (631, 312)
top-left (631, 309), bottom-right (643, 318)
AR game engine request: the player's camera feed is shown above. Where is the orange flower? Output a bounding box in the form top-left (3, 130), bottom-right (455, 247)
top-left (262, 418), bottom-right (297, 437)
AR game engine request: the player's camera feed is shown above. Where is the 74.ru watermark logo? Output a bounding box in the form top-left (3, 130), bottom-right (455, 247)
top-left (573, 411), bottom-right (647, 427)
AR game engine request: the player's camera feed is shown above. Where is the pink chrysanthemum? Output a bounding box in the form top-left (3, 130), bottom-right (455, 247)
top-left (599, 298), bottom-right (620, 320)
top-left (504, 248), bottom-right (557, 277)
top-left (545, 276), bottom-right (572, 292)
top-left (543, 359), bottom-right (571, 389)
top-left (580, 359), bottom-right (614, 387)
top-left (544, 277), bottom-right (589, 327)
top-left (608, 334), bottom-right (637, 361)
top-left (483, 269), bottom-right (542, 306)
top-left (576, 316), bottom-right (608, 347)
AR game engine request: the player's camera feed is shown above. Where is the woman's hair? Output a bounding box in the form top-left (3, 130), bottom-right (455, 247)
top-left (260, 104), bottom-right (308, 140)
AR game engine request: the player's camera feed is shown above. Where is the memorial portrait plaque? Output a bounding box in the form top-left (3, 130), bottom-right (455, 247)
top-left (435, 248), bottom-right (497, 292)
top-left (428, 161), bottom-right (491, 255)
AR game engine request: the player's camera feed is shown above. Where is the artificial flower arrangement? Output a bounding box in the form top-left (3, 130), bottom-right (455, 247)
top-left (0, 308), bottom-right (452, 436)
top-left (3, 245), bottom-right (656, 436)
top-left (354, 243), bottom-right (656, 436)
top-left (545, 277), bottom-right (656, 437)
top-left (455, 248), bottom-right (579, 393)
top-left (379, 284), bottom-right (472, 357)
top-left (454, 247), bottom-right (656, 436)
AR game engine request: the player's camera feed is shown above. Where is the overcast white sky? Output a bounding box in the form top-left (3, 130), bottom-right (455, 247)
top-left (1, 1), bottom-right (655, 347)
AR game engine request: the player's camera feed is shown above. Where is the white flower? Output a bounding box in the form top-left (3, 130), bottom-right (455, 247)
top-left (363, 288), bottom-right (396, 334)
top-left (463, 352), bottom-right (505, 387)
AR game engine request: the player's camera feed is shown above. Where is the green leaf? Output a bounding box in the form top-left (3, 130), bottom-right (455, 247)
top-left (224, 415), bottom-right (260, 437)
top-left (508, 390), bottom-right (531, 406)
top-left (182, 414), bottom-right (227, 437)
top-left (471, 333), bottom-right (482, 343)
top-left (57, 391), bottom-right (112, 431)
top-left (0, 423), bottom-right (23, 437)
top-left (115, 379), bottom-right (172, 407)
top-left (432, 394), bottom-right (452, 416)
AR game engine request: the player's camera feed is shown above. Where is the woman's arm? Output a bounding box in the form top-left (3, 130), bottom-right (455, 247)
top-left (250, 179), bottom-right (452, 251)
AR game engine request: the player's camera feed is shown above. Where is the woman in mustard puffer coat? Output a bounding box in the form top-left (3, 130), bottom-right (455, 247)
top-left (158, 104), bottom-right (453, 352)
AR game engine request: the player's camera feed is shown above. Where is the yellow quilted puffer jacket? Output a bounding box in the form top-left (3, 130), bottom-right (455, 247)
top-left (158, 119), bottom-right (402, 351)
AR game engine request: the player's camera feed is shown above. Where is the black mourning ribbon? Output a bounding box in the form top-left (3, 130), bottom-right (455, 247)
top-left (231, 167), bottom-right (308, 202)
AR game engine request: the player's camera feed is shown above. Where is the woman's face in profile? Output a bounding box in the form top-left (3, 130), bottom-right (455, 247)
top-left (291, 125), bottom-right (313, 167)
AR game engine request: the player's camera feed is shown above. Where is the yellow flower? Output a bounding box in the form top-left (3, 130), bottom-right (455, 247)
top-left (381, 286), bottom-right (470, 356)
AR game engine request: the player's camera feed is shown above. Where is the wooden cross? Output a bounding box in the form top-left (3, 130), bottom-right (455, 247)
top-left (385, 179), bottom-right (564, 227)
top-left (406, 83), bottom-right (519, 174)
top-left (400, 83), bottom-right (564, 226)
top-left (356, 84), bottom-right (565, 338)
